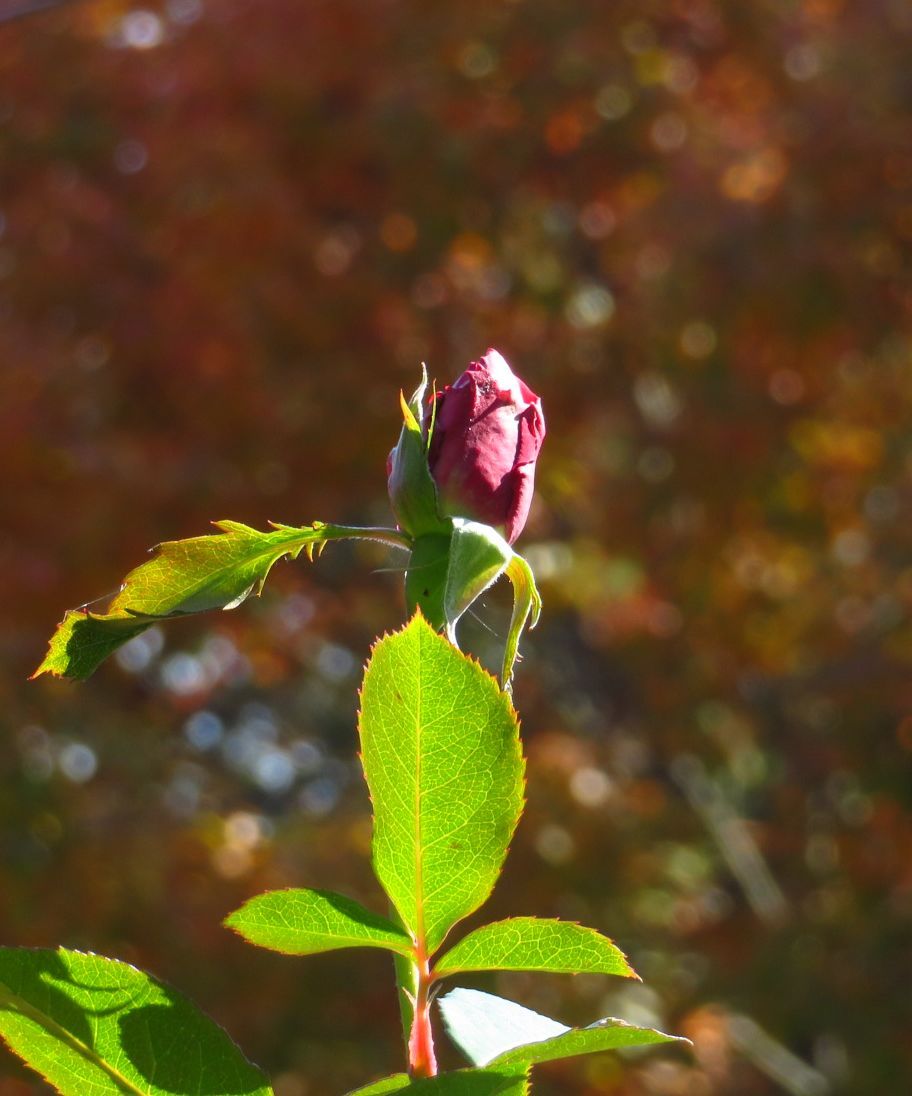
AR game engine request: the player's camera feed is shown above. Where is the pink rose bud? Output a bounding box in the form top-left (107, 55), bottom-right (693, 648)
top-left (428, 349), bottom-right (545, 544)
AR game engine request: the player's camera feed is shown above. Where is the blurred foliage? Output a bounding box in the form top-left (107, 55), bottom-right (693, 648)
top-left (3, 0), bottom-right (912, 1093)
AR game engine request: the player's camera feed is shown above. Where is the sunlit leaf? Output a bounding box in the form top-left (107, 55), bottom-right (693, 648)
top-left (358, 613), bottom-right (524, 953)
top-left (225, 887), bottom-right (413, 957)
top-left (33, 521), bottom-right (409, 680)
top-left (434, 917), bottom-right (635, 978)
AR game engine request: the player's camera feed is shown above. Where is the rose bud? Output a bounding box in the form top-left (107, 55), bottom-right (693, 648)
top-left (428, 349), bottom-right (545, 544)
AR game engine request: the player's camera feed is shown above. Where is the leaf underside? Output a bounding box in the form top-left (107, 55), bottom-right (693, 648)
top-left (439, 989), bottom-right (686, 1071)
top-left (358, 613), bottom-right (525, 954)
top-left (0, 946), bottom-right (272, 1096)
top-left (225, 887), bottom-right (413, 958)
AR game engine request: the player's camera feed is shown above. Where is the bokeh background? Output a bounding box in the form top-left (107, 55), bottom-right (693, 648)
top-left (3, 0), bottom-right (911, 1092)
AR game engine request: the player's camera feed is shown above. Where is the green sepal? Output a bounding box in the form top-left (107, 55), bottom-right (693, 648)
top-left (388, 366), bottom-right (449, 538)
top-left (405, 524), bottom-right (542, 692)
top-left (500, 553), bottom-right (542, 693)
top-left (405, 532), bottom-right (453, 631)
top-left (443, 520), bottom-right (512, 644)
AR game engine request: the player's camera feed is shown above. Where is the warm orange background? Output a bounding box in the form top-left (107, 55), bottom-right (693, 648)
top-left (3, 1), bottom-right (911, 1092)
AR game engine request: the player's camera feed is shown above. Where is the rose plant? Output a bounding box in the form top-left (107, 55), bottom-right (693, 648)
top-left (7, 353), bottom-right (686, 1094)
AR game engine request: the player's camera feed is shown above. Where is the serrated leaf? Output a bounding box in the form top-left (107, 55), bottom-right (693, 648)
top-left (33, 521), bottom-right (409, 680)
top-left (225, 887), bottom-right (413, 957)
top-left (359, 614), bottom-right (524, 954)
top-left (434, 917), bottom-right (635, 978)
top-left (487, 1017), bottom-right (686, 1069)
top-left (0, 946), bottom-right (271, 1096)
top-left (439, 989), bottom-right (685, 1071)
top-left (346, 1068), bottom-right (528, 1095)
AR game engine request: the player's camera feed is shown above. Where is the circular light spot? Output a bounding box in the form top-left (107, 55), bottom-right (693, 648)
top-left (569, 767), bottom-right (614, 808)
top-left (114, 139), bottom-right (148, 174)
top-left (679, 320), bottom-right (717, 359)
top-left (59, 742), bottom-right (97, 784)
top-left (120, 10), bottom-right (165, 50)
top-left (565, 283), bottom-right (615, 328)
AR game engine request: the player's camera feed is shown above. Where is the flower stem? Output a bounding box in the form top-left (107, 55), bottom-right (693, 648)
top-left (407, 950), bottom-right (437, 1078)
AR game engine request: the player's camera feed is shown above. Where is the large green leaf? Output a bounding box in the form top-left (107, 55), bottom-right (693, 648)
top-left (358, 614), bottom-right (524, 954)
top-left (439, 989), bottom-right (684, 1070)
top-left (434, 917), bottom-right (635, 978)
top-left (33, 520), bottom-right (409, 680)
top-left (225, 888), bottom-right (413, 957)
top-left (0, 946), bottom-right (271, 1095)
top-left (346, 1069), bottom-right (528, 1095)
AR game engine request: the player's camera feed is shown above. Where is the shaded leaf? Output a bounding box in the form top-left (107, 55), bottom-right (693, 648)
top-left (0, 946), bottom-right (271, 1095)
top-left (434, 917), bottom-right (635, 978)
top-left (225, 888), bottom-right (413, 958)
top-left (359, 614), bottom-right (524, 953)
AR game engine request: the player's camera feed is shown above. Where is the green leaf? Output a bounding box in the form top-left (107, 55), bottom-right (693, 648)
top-left (434, 918), bottom-right (635, 978)
top-left (33, 520), bottom-right (410, 681)
top-left (488, 1019), bottom-right (686, 1069)
top-left (346, 1069), bottom-right (528, 1095)
top-left (443, 520), bottom-right (512, 643)
top-left (346, 1077), bottom-right (412, 1096)
top-left (500, 553), bottom-right (542, 692)
top-left (225, 887), bottom-right (413, 957)
top-left (359, 613), bottom-right (524, 954)
top-left (439, 989), bottom-right (685, 1071)
top-left (0, 946), bottom-right (271, 1095)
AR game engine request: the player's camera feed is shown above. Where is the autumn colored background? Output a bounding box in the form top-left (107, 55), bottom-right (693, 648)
top-left (3, 0), bottom-right (911, 1092)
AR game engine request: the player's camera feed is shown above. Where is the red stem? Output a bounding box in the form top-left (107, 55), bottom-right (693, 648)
top-left (407, 951), bottom-right (437, 1078)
